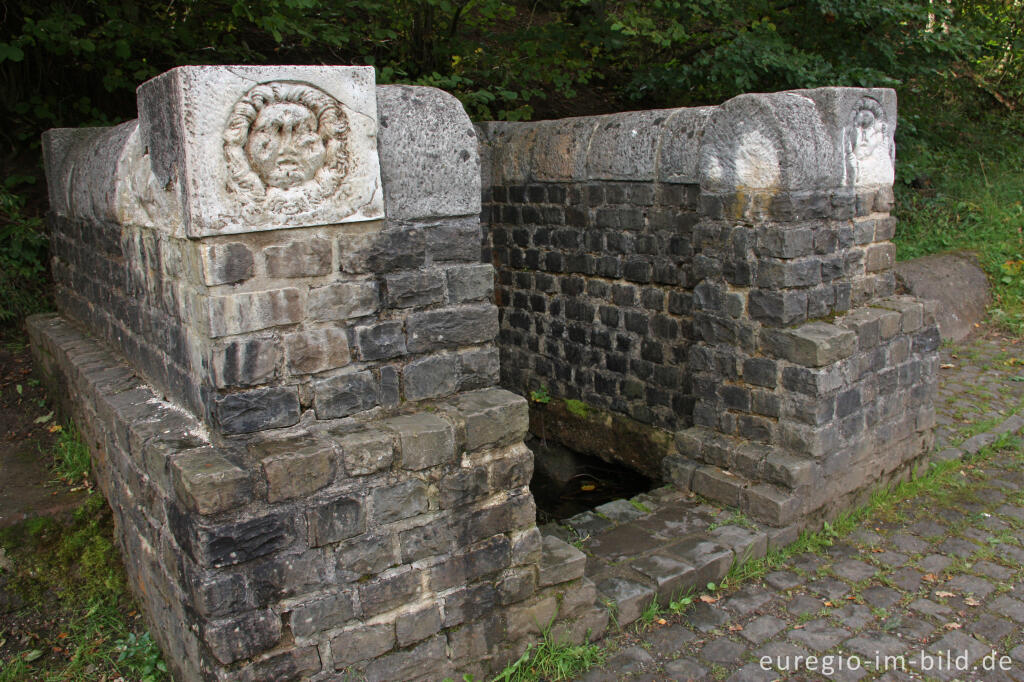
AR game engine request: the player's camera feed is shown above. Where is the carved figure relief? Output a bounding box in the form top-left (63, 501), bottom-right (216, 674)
top-left (843, 97), bottom-right (894, 187)
top-left (223, 81), bottom-right (351, 222)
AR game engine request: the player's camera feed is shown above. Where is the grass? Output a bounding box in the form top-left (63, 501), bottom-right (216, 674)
top-left (51, 422), bottom-right (91, 488)
top-left (0, 428), bottom-right (167, 681)
top-left (490, 627), bottom-right (605, 682)
top-left (895, 105), bottom-right (1024, 335)
top-left (716, 432), bottom-right (1023, 591)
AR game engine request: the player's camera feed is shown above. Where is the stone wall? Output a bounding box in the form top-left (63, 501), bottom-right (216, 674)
top-left (479, 88), bottom-right (940, 527)
top-left (43, 69), bottom-right (497, 439)
top-left (33, 66), bottom-right (606, 682)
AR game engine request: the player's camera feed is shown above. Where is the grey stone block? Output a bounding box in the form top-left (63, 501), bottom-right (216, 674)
top-left (371, 479), bottom-right (428, 524)
top-left (264, 237), bottom-right (331, 278)
top-left (214, 386), bottom-right (300, 435)
top-left (631, 553), bottom-right (697, 600)
top-left (395, 603), bottom-right (442, 647)
top-left (284, 327), bottom-right (350, 375)
top-left (206, 288), bottom-right (304, 338)
top-left (597, 577), bottom-right (654, 626)
top-left (691, 466), bottom-right (745, 507)
top-left (403, 352), bottom-right (460, 401)
top-left (171, 449), bottom-right (250, 515)
top-left (290, 592), bottom-right (357, 639)
top-left (335, 531), bottom-right (400, 577)
top-left (447, 264), bottom-right (494, 303)
top-left (312, 370), bottom-right (379, 419)
top-left (307, 280), bottom-right (379, 321)
top-left (356, 320), bottom-right (406, 361)
top-left (330, 622), bottom-right (395, 667)
top-left (377, 84), bottom-right (480, 219)
top-left (363, 635), bottom-right (449, 682)
top-left (202, 242), bottom-right (254, 285)
top-left (382, 413), bottom-right (456, 470)
top-left (446, 387), bottom-right (529, 451)
top-left (209, 337), bottom-right (280, 388)
top-left (760, 322), bottom-right (856, 367)
top-left (359, 566), bottom-right (421, 617)
top-left (539, 535), bottom-right (586, 587)
top-left (202, 609), bottom-right (281, 665)
top-left (306, 495), bottom-right (365, 547)
top-left (336, 428), bottom-right (394, 476)
top-left (665, 537), bottom-right (732, 586)
top-left (406, 304), bottom-right (498, 352)
top-left (254, 434), bottom-right (336, 502)
top-left (384, 270), bottom-right (446, 308)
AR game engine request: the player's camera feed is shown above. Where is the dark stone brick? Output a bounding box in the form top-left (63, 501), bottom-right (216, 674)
top-left (312, 371), bottom-right (379, 419)
top-left (203, 609), bottom-right (281, 665)
top-left (359, 566), bottom-right (420, 617)
top-left (214, 386), bottom-right (300, 435)
top-left (356, 321), bottom-right (407, 361)
top-left (307, 495), bottom-right (364, 547)
top-left (372, 479), bottom-right (428, 524)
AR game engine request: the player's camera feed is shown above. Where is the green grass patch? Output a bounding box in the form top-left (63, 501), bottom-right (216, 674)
top-left (563, 399), bottom-right (588, 418)
top-left (51, 422), bottom-right (91, 488)
top-left (490, 627), bottom-right (606, 682)
top-left (0, 474), bottom-right (166, 680)
top-left (895, 107), bottom-right (1024, 335)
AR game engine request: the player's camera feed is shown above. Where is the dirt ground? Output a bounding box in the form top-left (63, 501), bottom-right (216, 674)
top-left (0, 331), bottom-right (85, 529)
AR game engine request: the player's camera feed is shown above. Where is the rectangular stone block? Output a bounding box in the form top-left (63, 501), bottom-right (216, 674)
top-left (202, 609), bottom-right (281, 665)
top-left (446, 388), bottom-right (529, 451)
top-left (312, 370), bottom-right (379, 419)
top-left (202, 242), bottom-right (254, 285)
top-left (264, 237), bottom-right (332, 278)
top-left (384, 270), bottom-right (446, 308)
top-left (395, 603), bottom-right (443, 647)
top-left (402, 352), bottom-right (460, 401)
top-left (691, 466), bottom-right (744, 507)
top-left (359, 565), bottom-right (420, 617)
top-left (336, 428), bottom-right (394, 476)
top-left (383, 413), bottom-right (456, 470)
top-left (539, 535), bottom-right (586, 587)
top-left (371, 479), bottom-right (428, 524)
top-left (171, 448), bottom-right (250, 515)
top-left (447, 264), bottom-right (494, 303)
top-left (253, 434), bottom-right (336, 502)
top-left (331, 622), bottom-right (395, 668)
top-left (761, 322), bottom-right (856, 367)
top-left (206, 288), bottom-right (303, 338)
top-left (284, 327), bottom-right (350, 375)
top-left (209, 337), bottom-right (280, 388)
top-left (307, 495), bottom-right (365, 547)
top-left (213, 386), bottom-right (301, 435)
top-left (290, 592), bottom-right (358, 639)
top-left (307, 280), bottom-right (379, 321)
top-left (406, 304), bottom-right (498, 352)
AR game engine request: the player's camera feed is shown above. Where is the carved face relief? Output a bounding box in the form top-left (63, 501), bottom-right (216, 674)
top-left (844, 97), bottom-right (893, 188)
top-left (245, 102), bottom-right (327, 189)
top-left (224, 81), bottom-right (350, 221)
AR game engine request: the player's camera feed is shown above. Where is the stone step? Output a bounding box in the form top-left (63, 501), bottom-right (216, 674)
top-left (541, 486), bottom-right (802, 629)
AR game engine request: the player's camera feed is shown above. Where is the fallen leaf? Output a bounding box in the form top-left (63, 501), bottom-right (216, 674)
top-left (824, 601), bottom-right (834, 607)
top-left (965, 597), bottom-right (981, 606)
top-left (33, 412), bottom-right (53, 424)
top-left (940, 363), bottom-right (956, 369)
top-left (57, 633), bottom-right (68, 639)
top-left (936, 591), bottom-right (956, 598)
top-left (699, 595), bottom-right (718, 604)
top-left (48, 424), bottom-right (62, 433)
top-left (23, 649), bottom-right (44, 662)
top-left (922, 573), bottom-right (939, 582)
top-left (944, 622), bottom-right (962, 630)
top-left (728, 624), bottom-right (743, 632)
top-left (793, 624), bottom-right (804, 629)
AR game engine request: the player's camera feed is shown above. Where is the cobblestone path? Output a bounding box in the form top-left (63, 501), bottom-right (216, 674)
top-left (577, 330), bottom-right (1024, 681)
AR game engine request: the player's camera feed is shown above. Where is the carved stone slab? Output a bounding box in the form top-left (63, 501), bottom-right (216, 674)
top-left (137, 65), bottom-right (384, 237)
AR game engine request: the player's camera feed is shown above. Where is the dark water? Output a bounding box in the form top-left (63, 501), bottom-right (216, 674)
top-left (528, 437), bottom-right (654, 524)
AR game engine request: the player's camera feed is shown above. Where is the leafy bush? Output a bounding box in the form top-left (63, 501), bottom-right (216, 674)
top-left (0, 177), bottom-right (50, 325)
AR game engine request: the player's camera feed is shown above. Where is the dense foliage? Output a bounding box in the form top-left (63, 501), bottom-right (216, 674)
top-left (0, 0), bottom-right (1022, 328)
top-left (1, 0), bottom-right (1021, 142)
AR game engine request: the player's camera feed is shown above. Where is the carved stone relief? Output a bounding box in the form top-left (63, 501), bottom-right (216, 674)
top-left (844, 96), bottom-right (894, 188)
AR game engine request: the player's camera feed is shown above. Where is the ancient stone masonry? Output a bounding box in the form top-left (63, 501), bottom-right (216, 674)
top-left (479, 88), bottom-right (940, 528)
top-left (31, 66), bottom-right (605, 681)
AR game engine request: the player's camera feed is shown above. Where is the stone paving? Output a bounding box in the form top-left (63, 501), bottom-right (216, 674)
top-left (571, 330), bottom-right (1024, 681)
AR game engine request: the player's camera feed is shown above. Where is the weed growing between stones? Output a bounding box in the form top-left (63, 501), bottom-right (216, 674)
top-left (50, 422), bottom-right (91, 489)
top-left (482, 626), bottom-right (606, 682)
